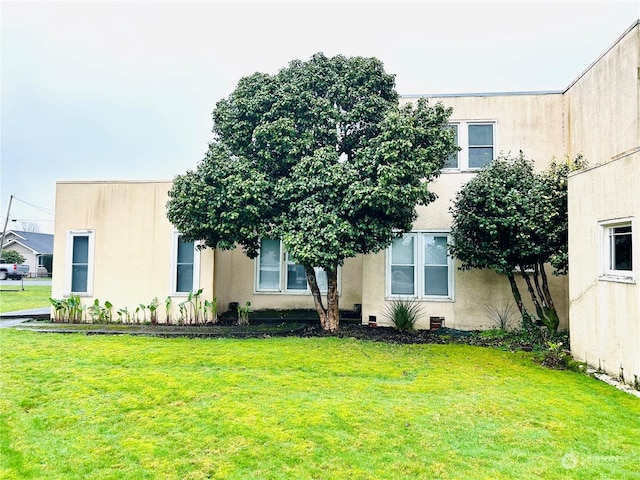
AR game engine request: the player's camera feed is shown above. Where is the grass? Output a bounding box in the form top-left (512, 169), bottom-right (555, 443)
top-left (0, 285), bottom-right (51, 313)
top-left (1, 330), bottom-right (639, 479)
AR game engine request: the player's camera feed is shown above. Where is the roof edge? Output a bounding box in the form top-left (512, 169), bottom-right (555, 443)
top-left (564, 19), bottom-right (639, 93)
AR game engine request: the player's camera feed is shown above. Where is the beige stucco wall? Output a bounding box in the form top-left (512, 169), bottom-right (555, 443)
top-left (564, 22), bottom-right (639, 164)
top-left (363, 93), bottom-right (570, 330)
top-left (568, 152), bottom-right (640, 385)
top-left (52, 180), bottom-right (363, 320)
top-left (52, 181), bottom-right (215, 322)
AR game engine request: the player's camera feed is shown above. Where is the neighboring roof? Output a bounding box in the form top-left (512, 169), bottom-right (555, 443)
top-left (2, 231), bottom-right (53, 255)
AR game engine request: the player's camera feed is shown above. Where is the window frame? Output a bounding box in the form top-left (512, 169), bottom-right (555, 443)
top-left (386, 231), bottom-right (454, 301)
top-left (65, 229), bottom-right (95, 296)
top-left (599, 218), bottom-right (634, 282)
top-left (443, 121), bottom-right (496, 171)
top-left (255, 239), bottom-right (338, 295)
top-left (170, 232), bottom-right (201, 296)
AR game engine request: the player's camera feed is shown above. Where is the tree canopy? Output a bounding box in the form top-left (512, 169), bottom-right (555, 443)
top-left (167, 53), bottom-right (457, 331)
top-left (448, 152), bottom-right (586, 331)
top-left (1, 250), bottom-right (25, 265)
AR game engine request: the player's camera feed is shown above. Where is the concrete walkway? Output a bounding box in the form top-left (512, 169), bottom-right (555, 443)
top-left (0, 307), bottom-right (50, 328)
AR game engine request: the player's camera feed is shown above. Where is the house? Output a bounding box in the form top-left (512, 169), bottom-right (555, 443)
top-left (2, 230), bottom-right (54, 277)
top-left (51, 21), bottom-right (638, 384)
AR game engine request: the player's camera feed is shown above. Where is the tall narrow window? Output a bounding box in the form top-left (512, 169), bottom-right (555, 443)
top-left (444, 124), bottom-right (459, 169)
top-left (390, 235), bottom-right (416, 295)
top-left (71, 235), bottom-right (89, 292)
top-left (176, 237), bottom-right (195, 293)
top-left (286, 253), bottom-right (308, 291)
top-left (424, 235), bottom-right (449, 296)
top-left (66, 230), bottom-right (94, 295)
top-left (258, 239), bottom-right (281, 290)
top-left (468, 124), bottom-right (494, 168)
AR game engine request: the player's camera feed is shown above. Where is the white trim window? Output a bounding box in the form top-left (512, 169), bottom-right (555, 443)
top-left (256, 239), bottom-right (331, 294)
top-left (444, 121), bottom-right (495, 170)
top-left (65, 230), bottom-right (95, 295)
top-left (388, 232), bottom-right (454, 300)
top-left (171, 233), bottom-right (200, 295)
top-left (600, 219), bottom-right (634, 281)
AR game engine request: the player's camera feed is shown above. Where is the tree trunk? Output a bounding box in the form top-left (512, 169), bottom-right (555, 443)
top-left (538, 261), bottom-right (560, 331)
top-left (507, 272), bottom-right (529, 321)
top-left (305, 265), bottom-right (340, 332)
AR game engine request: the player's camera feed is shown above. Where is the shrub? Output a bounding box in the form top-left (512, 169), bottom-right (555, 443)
top-left (384, 298), bottom-right (421, 332)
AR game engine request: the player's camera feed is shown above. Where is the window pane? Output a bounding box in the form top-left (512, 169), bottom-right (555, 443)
top-left (468, 124), bottom-right (493, 146)
top-left (315, 267), bottom-right (328, 291)
top-left (425, 235), bottom-right (448, 265)
top-left (469, 147), bottom-right (493, 168)
top-left (72, 236), bottom-right (89, 263)
top-left (424, 266), bottom-right (448, 296)
top-left (611, 227), bottom-right (632, 271)
top-left (444, 125), bottom-right (458, 168)
top-left (287, 263), bottom-right (308, 290)
top-left (71, 265), bottom-right (88, 292)
top-left (391, 266), bottom-right (415, 295)
top-left (392, 236), bottom-right (414, 264)
top-left (177, 237), bottom-right (194, 263)
top-left (176, 264), bottom-right (194, 292)
top-left (259, 239), bottom-right (281, 290)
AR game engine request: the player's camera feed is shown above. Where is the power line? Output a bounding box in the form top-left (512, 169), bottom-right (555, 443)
top-left (11, 196), bottom-right (55, 215)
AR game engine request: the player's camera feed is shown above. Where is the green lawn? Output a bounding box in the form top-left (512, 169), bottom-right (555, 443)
top-left (1, 330), bottom-right (638, 479)
top-left (0, 285), bottom-right (51, 313)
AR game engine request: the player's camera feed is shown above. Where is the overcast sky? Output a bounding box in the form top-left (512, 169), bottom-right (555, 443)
top-left (1, 0), bottom-right (638, 234)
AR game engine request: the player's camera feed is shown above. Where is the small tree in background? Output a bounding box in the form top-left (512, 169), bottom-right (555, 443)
top-left (1, 250), bottom-right (25, 264)
top-left (167, 53), bottom-right (457, 332)
top-left (448, 152), bottom-right (586, 331)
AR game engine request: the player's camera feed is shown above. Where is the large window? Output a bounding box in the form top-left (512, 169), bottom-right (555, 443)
top-left (601, 220), bottom-right (633, 280)
top-left (172, 233), bottom-right (200, 294)
top-left (256, 239), bottom-right (330, 293)
top-left (388, 232), bottom-right (453, 299)
top-left (66, 230), bottom-right (94, 295)
top-left (444, 122), bottom-right (495, 170)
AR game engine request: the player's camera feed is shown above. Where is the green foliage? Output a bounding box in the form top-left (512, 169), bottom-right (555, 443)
top-left (237, 301), bottom-right (251, 326)
top-left (449, 152), bottom-right (586, 331)
top-left (48, 295), bottom-right (84, 323)
top-left (1, 250), bottom-right (25, 264)
top-left (383, 298), bottom-right (421, 331)
top-left (167, 53), bottom-right (457, 330)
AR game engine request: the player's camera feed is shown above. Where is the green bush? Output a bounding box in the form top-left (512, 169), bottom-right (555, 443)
top-left (384, 298), bottom-right (421, 331)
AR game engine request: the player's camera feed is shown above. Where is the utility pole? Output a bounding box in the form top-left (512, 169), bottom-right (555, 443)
top-left (0, 194), bottom-right (14, 260)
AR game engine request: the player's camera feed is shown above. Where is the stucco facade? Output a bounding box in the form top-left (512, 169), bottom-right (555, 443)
top-left (52, 22), bottom-right (639, 382)
top-left (564, 21), bottom-right (639, 385)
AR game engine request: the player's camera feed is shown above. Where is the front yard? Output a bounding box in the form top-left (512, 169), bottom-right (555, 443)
top-left (1, 329), bottom-right (638, 479)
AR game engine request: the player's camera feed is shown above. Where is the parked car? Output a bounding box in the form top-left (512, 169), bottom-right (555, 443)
top-left (0, 259), bottom-right (30, 280)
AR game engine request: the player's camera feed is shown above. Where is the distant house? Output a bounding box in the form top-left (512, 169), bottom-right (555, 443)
top-left (2, 230), bottom-right (54, 277)
top-left (52, 21), bottom-right (638, 385)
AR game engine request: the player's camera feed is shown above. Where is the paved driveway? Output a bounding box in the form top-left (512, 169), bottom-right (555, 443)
top-left (0, 278), bottom-right (51, 287)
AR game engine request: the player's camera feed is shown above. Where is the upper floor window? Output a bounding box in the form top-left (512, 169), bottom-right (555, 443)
top-left (256, 239), bottom-right (330, 294)
top-left (601, 220), bottom-right (633, 281)
top-left (445, 122), bottom-right (495, 171)
top-left (172, 233), bottom-right (200, 294)
top-left (388, 232), bottom-right (454, 300)
top-left (66, 230), bottom-right (95, 295)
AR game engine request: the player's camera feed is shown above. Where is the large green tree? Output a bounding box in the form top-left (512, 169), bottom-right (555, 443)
top-left (448, 152), bottom-right (586, 331)
top-left (167, 53), bottom-right (456, 331)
